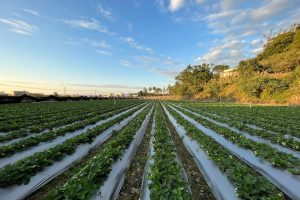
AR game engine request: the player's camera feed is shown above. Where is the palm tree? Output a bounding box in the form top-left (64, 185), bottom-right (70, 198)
top-left (149, 87), bottom-right (152, 93)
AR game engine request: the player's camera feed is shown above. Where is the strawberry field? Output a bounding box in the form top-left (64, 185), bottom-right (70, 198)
top-left (0, 100), bottom-right (299, 200)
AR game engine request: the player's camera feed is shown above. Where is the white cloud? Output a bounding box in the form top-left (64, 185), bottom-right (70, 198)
top-left (150, 67), bottom-right (180, 77)
top-left (82, 38), bottom-right (111, 49)
top-left (220, 0), bottom-right (241, 11)
top-left (120, 37), bottom-right (153, 53)
top-left (250, 47), bottom-right (264, 55)
top-left (253, 0), bottom-right (290, 21)
top-left (0, 18), bottom-right (39, 36)
top-left (120, 59), bottom-right (132, 67)
top-left (251, 39), bottom-right (261, 46)
top-left (136, 56), bottom-right (159, 65)
top-left (119, 54), bottom-right (182, 79)
top-left (23, 8), bottom-right (40, 16)
top-left (96, 50), bottom-right (111, 56)
top-left (195, 39), bottom-right (246, 66)
top-left (169, 0), bottom-right (185, 12)
top-left (98, 4), bottom-right (115, 20)
top-left (198, 0), bottom-right (300, 65)
top-left (135, 55), bottom-right (180, 67)
top-left (204, 0), bottom-right (298, 38)
top-left (63, 19), bottom-right (108, 33)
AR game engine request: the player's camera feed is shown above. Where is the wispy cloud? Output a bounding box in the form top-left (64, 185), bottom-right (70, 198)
top-left (96, 50), bottom-right (111, 56)
top-left (82, 38), bottom-right (111, 49)
top-left (119, 54), bottom-right (182, 79)
top-left (150, 67), bottom-right (180, 78)
top-left (23, 8), bottom-right (40, 16)
top-left (136, 55), bottom-right (180, 67)
top-left (62, 18), bottom-right (108, 33)
top-left (195, 39), bottom-right (246, 66)
top-left (192, 0), bottom-right (300, 66)
top-left (0, 18), bottom-right (39, 36)
top-left (120, 59), bottom-right (133, 67)
top-left (120, 37), bottom-right (153, 53)
top-left (98, 4), bottom-right (116, 20)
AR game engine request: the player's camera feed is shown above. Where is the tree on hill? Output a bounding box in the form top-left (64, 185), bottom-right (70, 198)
top-left (257, 24), bottom-right (300, 73)
top-left (213, 65), bottom-right (230, 73)
top-left (238, 58), bottom-right (264, 76)
top-left (174, 63), bottom-right (213, 98)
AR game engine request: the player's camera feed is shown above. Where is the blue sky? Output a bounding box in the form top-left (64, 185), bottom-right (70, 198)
top-left (0, 0), bottom-right (299, 95)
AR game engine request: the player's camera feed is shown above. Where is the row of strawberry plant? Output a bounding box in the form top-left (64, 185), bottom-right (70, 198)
top-left (182, 102), bottom-right (300, 137)
top-left (45, 104), bottom-right (153, 199)
top-left (148, 103), bottom-right (191, 199)
top-left (0, 101), bottom-right (141, 142)
top-left (170, 105), bottom-right (300, 175)
top-left (179, 104), bottom-right (300, 151)
top-left (0, 100), bottom-right (143, 132)
top-left (0, 100), bottom-right (135, 122)
top-left (0, 103), bottom-right (144, 158)
top-left (164, 104), bottom-right (284, 200)
top-left (0, 103), bottom-right (149, 187)
top-left (0, 100), bottom-right (115, 131)
top-left (0, 101), bottom-right (91, 121)
top-left (181, 101), bottom-right (300, 124)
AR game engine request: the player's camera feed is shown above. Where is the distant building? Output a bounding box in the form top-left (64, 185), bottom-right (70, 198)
top-left (220, 68), bottom-right (238, 78)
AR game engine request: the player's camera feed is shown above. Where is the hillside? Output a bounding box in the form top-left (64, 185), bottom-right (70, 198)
top-left (169, 25), bottom-right (300, 104)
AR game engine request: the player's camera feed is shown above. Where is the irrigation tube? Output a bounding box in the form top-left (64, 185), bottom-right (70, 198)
top-left (91, 106), bottom-right (154, 200)
top-left (0, 104), bottom-right (148, 200)
top-left (170, 103), bottom-right (300, 159)
top-left (162, 104), bottom-right (239, 200)
top-left (0, 103), bottom-right (146, 169)
top-left (169, 105), bottom-right (300, 200)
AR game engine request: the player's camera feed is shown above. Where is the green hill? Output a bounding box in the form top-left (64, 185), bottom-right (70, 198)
top-left (169, 25), bottom-right (300, 104)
